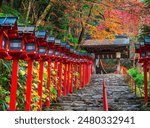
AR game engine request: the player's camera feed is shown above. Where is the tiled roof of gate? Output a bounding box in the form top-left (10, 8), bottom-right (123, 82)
top-left (83, 37), bottom-right (130, 46)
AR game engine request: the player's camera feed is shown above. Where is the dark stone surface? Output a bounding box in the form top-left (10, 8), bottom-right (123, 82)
top-left (49, 74), bottom-right (143, 111)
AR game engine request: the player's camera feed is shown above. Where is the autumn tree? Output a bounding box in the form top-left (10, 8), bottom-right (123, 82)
top-left (0, 0), bottom-right (149, 46)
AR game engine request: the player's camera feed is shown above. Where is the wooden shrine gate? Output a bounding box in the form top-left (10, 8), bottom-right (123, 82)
top-left (80, 36), bottom-right (130, 74)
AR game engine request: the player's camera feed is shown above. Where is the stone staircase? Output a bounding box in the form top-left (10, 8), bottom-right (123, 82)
top-left (99, 74), bottom-right (143, 111)
top-left (49, 74), bottom-right (144, 111)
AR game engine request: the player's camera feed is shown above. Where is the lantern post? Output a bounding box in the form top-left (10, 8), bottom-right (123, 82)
top-left (72, 50), bottom-right (77, 92)
top-left (51, 39), bottom-right (61, 98)
top-left (69, 48), bottom-right (75, 93)
top-left (18, 26), bottom-right (36, 111)
top-left (79, 53), bottom-right (84, 88)
top-left (65, 44), bottom-right (71, 94)
top-left (54, 39), bottom-right (62, 97)
top-left (74, 58), bottom-right (79, 90)
top-left (0, 17), bottom-right (13, 60)
top-left (137, 41), bottom-right (148, 103)
top-left (74, 51), bottom-right (80, 90)
top-left (83, 53), bottom-right (87, 87)
top-left (63, 44), bottom-right (70, 96)
top-left (143, 38), bottom-right (150, 102)
top-left (59, 42), bottom-right (67, 96)
top-left (4, 17), bottom-right (28, 111)
top-left (45, 36), bottom-right (55, 108)
top-left (35, 31), bottom-right (48, 110)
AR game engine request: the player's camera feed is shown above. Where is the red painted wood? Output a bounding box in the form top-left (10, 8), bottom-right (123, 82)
top-left (25, 60), bottom-right (33, 111)
top-left (103, 79), bottom-right (108, 111)
top-left (144, 61), bottom-right (148, 103)
top-left (54, 60), bottom-right (58, 91)
top-left (67, 63), bottom-right (71, 94)
top-left (83, 63), bottom-right (85, 87)
top-left (88, 64), bottom-right (90, 84)
top-left (58, 62), bottom-right (62, 97)
top-left (9, 59), bottom-right (19, 111)
top-left (46, 60), bottom-right (51, 108)
top-left (38, 61), bottom-right (44, 111)
top-left (70, 64), bottom-right (73, 93)
top-left (0, 32), bottom-right (2, 49)
top-left (75, 64), bottom-right (78, 90)
top-left (80, 64), bottom-right (83, 88)
top-left (64, 63), bottom-right (67, 96)
top-left (86, 64), bottom-right (88, 85)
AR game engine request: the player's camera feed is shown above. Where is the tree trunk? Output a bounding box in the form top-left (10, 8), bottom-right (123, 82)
top-left (10, 0), bottom-right (14, 7)
top-left (14, 0), bottom-right (22, 10)
top-left (36, 2), bottom-right (52, 27)
top-left (78, 23), bottom-right (85, 45)
top-left (6, 0), bottom-right (14, 7)
top-left (0, 0), bottom-right (3, 9)
top-left (78, 5), bottom-right (93, 45)
top-left (26, 0), bottom-right (32, 23)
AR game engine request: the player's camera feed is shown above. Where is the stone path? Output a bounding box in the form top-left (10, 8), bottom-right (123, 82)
top-left (50, 74), bottom-right (143, 111)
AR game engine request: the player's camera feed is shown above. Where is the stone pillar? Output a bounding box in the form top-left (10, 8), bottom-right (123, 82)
top-left (117, 58), bottom-right (121, 74)
top-left (116, 52), bottom-right (121, 74)
top-left (92, 59), bottom-right (96, 74)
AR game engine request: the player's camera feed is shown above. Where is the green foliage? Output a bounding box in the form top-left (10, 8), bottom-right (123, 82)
top-left (128, 68), bottom-right (139, 78)
top-left (0, 60), bottom-right (58, 111)
top-left (139, 25), bottom-right (150, 41)
top-left (127, 68), bottom-right (150, 97)
top-left (128, 68), bottom-right (144, 85)
top-left (144, 0), bottom-right (150, 7)
top-left (1, 5), bottom-right (25, 24)
top-left (0, 60), bottom-right (12, 110)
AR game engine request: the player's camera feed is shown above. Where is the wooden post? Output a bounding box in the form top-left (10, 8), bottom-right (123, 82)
top-left (144, 61), bottom-right (148, 103)
top-left (9, 60), bottom-right (19, 111)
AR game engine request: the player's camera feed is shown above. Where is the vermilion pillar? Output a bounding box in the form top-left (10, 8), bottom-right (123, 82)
top-left (144, 61), bottom-right (148, 103)
top-left (9, 59), bottom-right (19, 111)
top-left (53, 60), bottom-right (58, 101)
top-left (83, 63), bottom-right (87, 87)
top-left (82, 63), bottom-right (84, 87)
top-left (67, 63), bottom-right (71, 94)
top-left (88, 63), bottom-right (91, 84)
top-left (25, 60), bottom-right (33, 111)
top-left (70, 64), bottom-right (73, 93)
top-left (75, 64), bottom-right (78, 90)
top-left (86, 63), bottom-right (88, 84)
top-left (46, 60), bottom-right (51, 108)
top-left (103, 79), bottom-right (108, 111)
top-left (86, 63), bottom-right (89, 85)
top-left (58, 61), bottom-right (62, 97)
top-left (54, 60), bottom-right (58, 90)
top-left (80, 64), bottom-right (83, 88)
top-left (64, 63), bottom-right (67, 96)
top-left (38, 61), bottom-right (44, 111)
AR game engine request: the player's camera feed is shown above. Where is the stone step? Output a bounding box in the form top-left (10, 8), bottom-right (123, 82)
top-left (50, 74), bottom-right (144, 111)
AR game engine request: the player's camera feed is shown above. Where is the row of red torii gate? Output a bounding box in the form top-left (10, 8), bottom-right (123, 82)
top-left (0, 17), bottom-right (94, 111)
